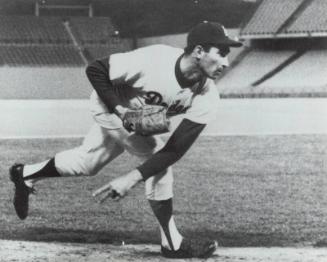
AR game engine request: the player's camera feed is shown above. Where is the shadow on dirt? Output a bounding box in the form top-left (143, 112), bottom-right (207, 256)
top-left (3, 227), bottom-right (159, 245)
top-left (2, 227), bottom-right (298, 247)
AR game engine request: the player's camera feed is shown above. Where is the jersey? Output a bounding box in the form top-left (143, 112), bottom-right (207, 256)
top-left (90, 44), bottom-right (219, 128)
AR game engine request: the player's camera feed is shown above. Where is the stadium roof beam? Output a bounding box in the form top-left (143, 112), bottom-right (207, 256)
top-left (35, 2), bottom-right (93, 17)
top-left (240, 32), bottom-right (327, 40)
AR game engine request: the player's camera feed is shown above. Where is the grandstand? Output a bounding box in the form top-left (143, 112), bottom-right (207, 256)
top-left (0, 15), bottom-right (132, 66)
top-left (285, 0), bottom-right (327, 36)
top-left (68, 17), bottom-right (133, 61)
top-left (221, 0), bottom-right (327, 97)
top-left (240, 0), bottom-right (304, 37)
top-left (69, 17), bottom-right (117, 44)
top-left (0, 9), bottom-right (133, 98)
top-left (0, 16), bottom-right (71, 44)
top-left (1, 0), bottom-right (327, 98)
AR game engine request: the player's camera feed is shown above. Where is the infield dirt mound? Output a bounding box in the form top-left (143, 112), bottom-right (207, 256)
top-left (1, 240), bottom-right (327, 262)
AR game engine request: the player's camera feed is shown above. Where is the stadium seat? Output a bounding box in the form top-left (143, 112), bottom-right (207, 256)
top-left (241, 0), bottom-right (303, 36)
top-left (69, 17), bottom-right (117, 44)
top-left (285, 0), bottom-right (327, 34)
top-left (0, 16), bottom-right (71, 44)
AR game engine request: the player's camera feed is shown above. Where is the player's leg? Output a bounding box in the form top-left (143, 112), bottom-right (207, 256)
top-left (119, 135), bottom-right (184, 252)
top-left (22, 124), bottom-right (123, 182)
top-left (9, 124), bottom-right (124, 220)
top-left (146, 172), bottom-right (183, 252)
top-left (117, 134), bottom-right (217, 258)
top-left (145, 167), bottom-right (217, 258)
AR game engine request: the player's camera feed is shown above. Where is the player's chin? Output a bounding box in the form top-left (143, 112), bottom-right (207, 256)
top-left (210, 69), bottom-right (224, 79)
top-left (208, 72), bottom-right (221, 80)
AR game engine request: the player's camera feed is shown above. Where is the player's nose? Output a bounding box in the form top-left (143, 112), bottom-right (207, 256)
top-left (221, 57), bottom-right (229, 68)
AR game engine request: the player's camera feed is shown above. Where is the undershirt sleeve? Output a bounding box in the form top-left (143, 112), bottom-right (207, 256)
top-left (137, 118), bottom-right (206, 181)
top-left (85, 58), bottom-right (121, 112)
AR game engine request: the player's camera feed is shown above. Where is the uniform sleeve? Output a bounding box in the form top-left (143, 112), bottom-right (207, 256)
top-left (137, 118), bottom-right (206, 181)
top-left (86, 47), bottom-right (147, 111)
top-left (109, 48), bottom-right (146, 87)
top-left (85, 58), bottom-right (121, 112)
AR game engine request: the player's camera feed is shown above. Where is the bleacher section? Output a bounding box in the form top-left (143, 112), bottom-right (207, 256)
top-left (69, 17), bottom-right (116, 44)
top-left (69, 17), bottom-right (133, 62)
top-left (0, 16), bottom-right (71, 44)
top-left (0, 15), bottom-right (132, 98)
top-left (258, 50), bottom-right (327, 96)
top-left (0, 45), bottom-right (84, 66)
top-left (241, 0), bottom-right (304, 37)
top-left (286, 0), bottom-right (327, 34)
top-left (217, 50), bottom-right (296, 96)
top-left (0, 15), bottom-right (132, 66)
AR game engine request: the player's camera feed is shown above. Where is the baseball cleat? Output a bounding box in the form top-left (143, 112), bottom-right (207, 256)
top-left (161, 238), bottom-right (218, 259)
top-left (9, 163), bottom-right (35, 220)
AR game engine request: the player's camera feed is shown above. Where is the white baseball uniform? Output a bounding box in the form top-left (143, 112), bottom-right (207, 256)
top-left (55, 44), bottom-right (219, 200)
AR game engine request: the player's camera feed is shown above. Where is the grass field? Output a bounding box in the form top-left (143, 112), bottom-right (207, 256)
top-left (1, 134), bottom-right (327, 250)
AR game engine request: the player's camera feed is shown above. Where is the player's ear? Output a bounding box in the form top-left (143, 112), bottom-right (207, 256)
top-left (193, 45), bottom-right (204, 60)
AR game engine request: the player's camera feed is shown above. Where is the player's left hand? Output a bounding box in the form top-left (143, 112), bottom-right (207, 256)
top-left (92, 170), bottom-right (143, 202)
top-left (123, 105), bottom-right (170, 136)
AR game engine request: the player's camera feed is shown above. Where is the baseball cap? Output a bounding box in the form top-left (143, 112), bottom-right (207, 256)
top-left (187, 21), bottom-right (242, 48)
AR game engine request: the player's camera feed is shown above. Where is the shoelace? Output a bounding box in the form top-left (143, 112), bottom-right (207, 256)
top-left (28, 186), bottom-right (37, 194)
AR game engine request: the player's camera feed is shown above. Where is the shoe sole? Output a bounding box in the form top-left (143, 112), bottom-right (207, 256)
top-left (161, 239), bottom-right (218, 258)
top-left (200, 240), bottom-right (218, 258)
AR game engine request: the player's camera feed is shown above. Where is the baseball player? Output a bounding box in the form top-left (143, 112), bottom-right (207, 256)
top-left (9, 21), bottom-right (242, 258)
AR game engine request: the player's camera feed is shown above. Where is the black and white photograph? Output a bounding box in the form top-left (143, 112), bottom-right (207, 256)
top-left (1, 0), bottom-right (327, 261)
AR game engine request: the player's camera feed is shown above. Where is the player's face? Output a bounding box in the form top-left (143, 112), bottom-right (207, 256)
top-left (198, 46), bottom-right (230, 79)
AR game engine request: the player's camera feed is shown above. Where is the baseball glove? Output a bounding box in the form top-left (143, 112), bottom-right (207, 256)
top-left (123, 105), bottom-right (170, 136)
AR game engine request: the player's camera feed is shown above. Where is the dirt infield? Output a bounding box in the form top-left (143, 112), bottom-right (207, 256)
top-left (1, 240), bottom-right (327, 262)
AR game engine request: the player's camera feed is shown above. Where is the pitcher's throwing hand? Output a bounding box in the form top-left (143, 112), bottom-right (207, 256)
top-left (93, 170), bottom-right (143, 202)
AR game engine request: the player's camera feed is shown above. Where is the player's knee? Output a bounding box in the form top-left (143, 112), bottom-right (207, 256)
top-left (55, 148), bottom-right (98, 177)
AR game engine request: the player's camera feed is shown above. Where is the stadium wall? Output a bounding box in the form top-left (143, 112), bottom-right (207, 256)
top-left (0, 66), bottom-right (91, 99)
